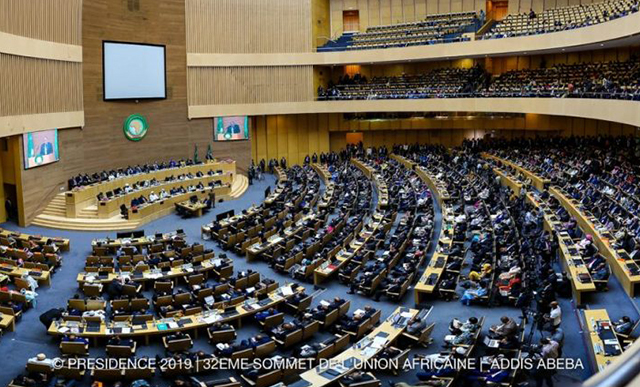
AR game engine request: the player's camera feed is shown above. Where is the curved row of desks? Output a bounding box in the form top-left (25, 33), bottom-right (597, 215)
top-left (47, 284), bottom-right (302, 345)
top-left (294, 306), bottom-right (425, 387)
top-left (583, 309), bottom-right (624, 373)
top-left (200, 166), bottom-right (288, 239)
top-left (483, 153), bottom-right (550, 192)
top-left (482, 159), bottom-right (629, 376)
top-left (313, 160), bottom-right (386, 285)
top-left (489, 164), bottom-right (598, 306)
top-left (550, 186), bottom-right (640, 297)
top-left (66, 161), bottom-right (236, 217)
top-left (311, 164), bottom-right (336, 209)
top-left (485, 154), bottom-right (640, 298)
top-left (76, 253), bottom-right (223, 286)
top-left (390, 155), bottom-right (454, 303)
top-left (527, 192), bottom-right (597, 305)
top-left (0, 228), bottom-right (70, 251)
top-left (351, 159), bottom-right (389, 209)
top-left (128, 185), bottom-right (230, 224)
top-left (97, 171), bottom-right (232, 219)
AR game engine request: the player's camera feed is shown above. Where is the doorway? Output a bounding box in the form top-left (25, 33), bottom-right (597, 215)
top-left (486, 0), bottom-right (509, 21)
top-left (343, 10), bottom-right (360, 32)
top-left (346, 132), bottom-right (363, 145)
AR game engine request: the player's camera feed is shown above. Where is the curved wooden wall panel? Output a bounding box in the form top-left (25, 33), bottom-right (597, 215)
top-left (188, 66), bottom-right (314, 106)
top-left (189, 98), bottom-right (640, 128)
top-left (0, 54), bottom-right (83, 117)
top-left (250, 112), bottom-right (637, 163)
top-left (0, 0), bottom-right (82, 45)
top-left (185, 0), bottom-right (313, 53)
top-left (0, 0), bottom-right (84, 136)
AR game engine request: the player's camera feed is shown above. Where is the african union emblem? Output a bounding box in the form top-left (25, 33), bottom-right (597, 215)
top-left (123, 114), bottom-right (149, 141)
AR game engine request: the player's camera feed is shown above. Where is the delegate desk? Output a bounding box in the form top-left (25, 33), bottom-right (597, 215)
top-left (394, 155), bottom-right (454, 303)
top-left (295, 307), bottom-right (423, 387)
top-left (66, 161), bottom-right (235, 217)
top-left (415, 207), bottom-right (454, 304)
top-left (264, 167), bottom-right (288, 206)
top-left (91, 230), bottom-right (186, 254)
top-left (128, 185), bottom-right (230, 223)
top-left (0, 312), bottom-right (16, 332)
top-left (352, 159), bottom-right (389, 209)
top-left (246, 212), bottom-right (317, 261)
top-left (312, 164), bottom-right (335, 209)
top-left (0, 228), bottom-right (70, 252)
top-left (583, 309), bottom-right (624, 373)
top-left (97, 172), bottom-right (231, 218)
top-left (391, 154), bottom-right (448, 199)
top-left (313, 212), bottom-right (384, 285)
top-left (527, 193), bottom-right (596, 305)
top-left (557, 232), bottom-right (597, 305)
top-left (201, 205), bottom-right (263, 239)
top-left (0, 263), bottom-right (51, 287)
top-left (550, 187), bottom-right (640, 297)
top-left (176, 200), bottom-right (208, 217)
top-left (48, 284), bottom-right (302, 345)
top-left (76, 255), bottom-right (224, 286)
top-left (483, 153), bottom-right (550, 192)
top-left (489, 164), bottom-right (523, 196)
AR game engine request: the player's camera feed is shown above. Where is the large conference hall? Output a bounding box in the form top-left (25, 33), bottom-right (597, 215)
top-left (0, 1), bottom-right (639, 387)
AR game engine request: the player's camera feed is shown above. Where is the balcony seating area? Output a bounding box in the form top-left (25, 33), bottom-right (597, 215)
top-left (318, 66), bottom-right (488, 100)
top-left (318, 57), bottom-right (640, 101)
top-left (482, 0), bottom-right (639, 39)
top-left (317, 11), bottom-right (480, 52)
top-left (484, 58), bottom-right (640, 98)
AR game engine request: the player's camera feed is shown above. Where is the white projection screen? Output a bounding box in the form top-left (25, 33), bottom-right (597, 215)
top-left (103, 41), bottom-right (167, 100)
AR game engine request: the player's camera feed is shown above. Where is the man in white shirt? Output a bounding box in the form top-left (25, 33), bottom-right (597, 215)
top-left (545, 301), bottom-right (562, 331)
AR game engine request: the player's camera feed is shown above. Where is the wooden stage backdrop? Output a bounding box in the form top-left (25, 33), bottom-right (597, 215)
top-left (18, 0), bottom-right (250, 226)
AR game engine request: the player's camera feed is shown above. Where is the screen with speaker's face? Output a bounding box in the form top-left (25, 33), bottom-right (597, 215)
top-left (214, 116), bottom-right (250, 141)
top-left (103, 41), bottom-right (166, 100)
top-left (23, 129), bottom-right (59, 169)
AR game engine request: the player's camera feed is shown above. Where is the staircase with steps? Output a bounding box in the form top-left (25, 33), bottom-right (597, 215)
top-left (40, 193), bottom-right (67, 217)
top-left (228, 174), bottom-right (249, 199)
top-left (31, 174), bottom-right (249, 231)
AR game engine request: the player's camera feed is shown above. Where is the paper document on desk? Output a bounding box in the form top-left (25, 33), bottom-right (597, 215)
top-left (280, 286), bottom-right (294, 296)
top-left (371, 336), bottom-right (388, 349)
top-left (202, 315), bottom-right (220, 324)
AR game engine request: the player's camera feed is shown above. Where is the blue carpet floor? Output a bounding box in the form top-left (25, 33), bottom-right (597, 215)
top-left (0, 174), bottom-right (637, 387)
